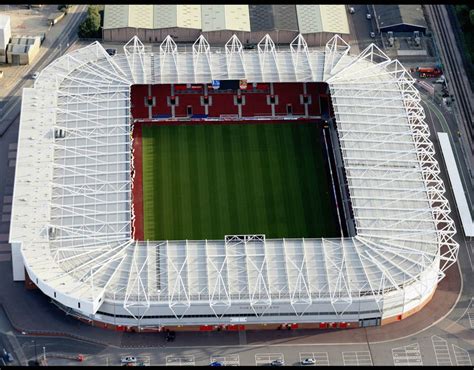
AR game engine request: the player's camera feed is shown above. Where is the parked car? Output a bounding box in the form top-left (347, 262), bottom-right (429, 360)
top-left (301, 358), bottom-right (316, 365)
top-left (349, 7), bottom-right (355, 14)
top-left (366, 13), bottom-right (372, 20)
top-left (2, 348), bottom-right (13, 363)
top-left (209, 361), bottom-right (223, 366)
top-left (121, 356), bottom-right (137, 364)
top-left (32, 72), bottom-right (40, 79)
top-left (270, 359), bottom-right (284, 366)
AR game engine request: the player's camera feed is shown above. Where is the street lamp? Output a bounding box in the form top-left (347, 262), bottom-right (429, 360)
top-left (31, 339), bottom-right (38, 365)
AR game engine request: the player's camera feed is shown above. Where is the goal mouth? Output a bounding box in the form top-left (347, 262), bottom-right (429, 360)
top-left (129, 82), bottom-right (353, 242)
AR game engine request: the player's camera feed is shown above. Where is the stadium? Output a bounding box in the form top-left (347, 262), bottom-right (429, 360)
top-left (10, 33), bottom-right (458, 331)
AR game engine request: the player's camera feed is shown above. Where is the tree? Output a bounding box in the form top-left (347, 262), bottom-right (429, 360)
top-left (78, 5), bottom-right (101, 38)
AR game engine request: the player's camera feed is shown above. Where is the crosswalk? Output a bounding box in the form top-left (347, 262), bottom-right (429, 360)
top-left (431, 335), bottom-right (453, 366)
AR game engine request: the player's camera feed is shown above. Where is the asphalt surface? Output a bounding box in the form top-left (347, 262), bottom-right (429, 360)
top-left (0, 9), bottom-right (472, 367)
top-left (425, 5), bottom-right (473, 187)
top-left (0, 4), bottom-right (88, 137)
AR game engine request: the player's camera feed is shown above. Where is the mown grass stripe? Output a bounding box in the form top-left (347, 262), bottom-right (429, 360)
top-left (186, 126), bottom-right (203, 239)
top-left (212, 125), bottom-right (232, 238)
top-left (177, 126), bottom-right (194, 239)
top-left (247, 124), bottom-right (272, 236)
top-left (221, 125), bottom-right (241, 236)
top-left (195, 126), bottom-right (213, 239)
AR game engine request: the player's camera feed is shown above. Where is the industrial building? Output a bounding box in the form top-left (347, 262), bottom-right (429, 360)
top-left (10, 33), bottom-right (458, 331)
top-left (5, 35), bottom-right (41, 65)
top-left (102, 5), bottom-right (350, 46)
top-left (374, 5), bottom-right (428, 34)
top-left (0, 14), bottom-right (12, 63)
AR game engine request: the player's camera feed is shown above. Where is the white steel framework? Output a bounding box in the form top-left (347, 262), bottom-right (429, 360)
top-left (9, 34), bottom-right (458, 327)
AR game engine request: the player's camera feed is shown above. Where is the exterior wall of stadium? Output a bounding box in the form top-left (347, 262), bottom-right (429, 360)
top-left (9, 33), bottom-right (458, 330)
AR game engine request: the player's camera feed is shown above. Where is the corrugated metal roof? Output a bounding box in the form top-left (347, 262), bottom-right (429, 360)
top-left (296, 5), bottom-right (349, 34)
top-left (104, 4), bottom-right (349, 34)
top-left (104, 5), bottom-right (201, 30)
top-left (201, 5), bottom-right (250, 32)
top-left (153, 5), bottom-right (201, 29)
top-left (374, 5), bottom-right (427, 30)
top-left (103, 5), bottom-right (129, 29)
top-left (0, 14), bottom-right (11, 29)
top-left (320, 5), bottom-right (350, 34)
top-left (296, 5), bottom-right (323, 34)
top-left (128, 5), bottom-right (153, 29)
top-left (249, 5), bottom-right (298, 32)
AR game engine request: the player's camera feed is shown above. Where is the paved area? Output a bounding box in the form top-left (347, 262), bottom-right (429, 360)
top-left (210, 354), bottom-right (240, 366)
top-left (452, 344), bottom-right (472, 366)
top-left (431, 335), bottom-right (453, 366)
top-left (255, 353), bottom-right (284, 366)
top-left (392, 343), bottom-right (423, 366)
top-left (165, 355), bottom-right (195, 366)
top-left (342, 351), bottom-right (373, 366)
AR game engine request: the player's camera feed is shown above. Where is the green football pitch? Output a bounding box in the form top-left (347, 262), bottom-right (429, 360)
top-left (141, 122), bottom-right (340, 241)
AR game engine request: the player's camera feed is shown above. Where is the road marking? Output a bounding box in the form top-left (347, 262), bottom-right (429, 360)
top-left (299, 352), bottom-right (329, 366)
top-left (255, 353), bottom-right (284, 366)
top-left (210, 355), bottom-right (240, 366)
top-left (166, 355), bottom-right (195, 366)
top-left (431, 335), bottom-right (453, 366)
top-left (468, 312), bottom-right (474, 329)
top-left (342, 351), bottom-right (373, 366)
top-left (392, 343), bottom-right (423, 366)
top-left (452, 344), bottom-right (472, 366)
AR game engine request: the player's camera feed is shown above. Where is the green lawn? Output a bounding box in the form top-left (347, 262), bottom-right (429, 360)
top-left (141, 122), bottom-right (340, 241)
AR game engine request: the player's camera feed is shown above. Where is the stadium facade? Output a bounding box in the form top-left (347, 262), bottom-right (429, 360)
top-left (10, 34), bottom-right (458, 331)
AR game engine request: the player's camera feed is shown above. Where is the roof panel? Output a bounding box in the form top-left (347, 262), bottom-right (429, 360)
top-left (103, 4), bottom-right (129, 30)
top-left (297, 5), bottom-right (349, 34)
top-left (374, 5), bottom-right (427, 30)
top-left (128, 5), bottom-right (153, 29)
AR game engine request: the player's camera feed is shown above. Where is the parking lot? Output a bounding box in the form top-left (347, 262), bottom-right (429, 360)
top-left (255, 353), bottom-right (285, 366)
top-left (392, 343), bottom-right (423, 366)
top-left (165, 355), bottom-right (195, 366)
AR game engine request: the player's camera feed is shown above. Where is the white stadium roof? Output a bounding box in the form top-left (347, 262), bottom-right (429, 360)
top-left (10, 34), bottom-right (458, 324)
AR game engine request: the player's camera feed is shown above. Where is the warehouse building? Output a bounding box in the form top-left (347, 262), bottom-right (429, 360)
top-left (0, 14), bottom-right (12, 63)
top-left (103, 5), bottom-right (350, 46)
top-left (6, 35), bottom-right (41, 65)
top-left (374, 5), bottom-right (427, 34)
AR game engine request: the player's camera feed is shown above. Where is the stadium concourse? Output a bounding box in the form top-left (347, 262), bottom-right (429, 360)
top-left (9, 33), bottom-right (458, 332)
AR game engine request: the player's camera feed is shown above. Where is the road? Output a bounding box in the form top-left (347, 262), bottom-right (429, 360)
top-left (425, 5), bottom-right (474, 187)
top-left (347, 4), bottom-right (381, 53)
top-left (0, 4), bottom-right (88, 136)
